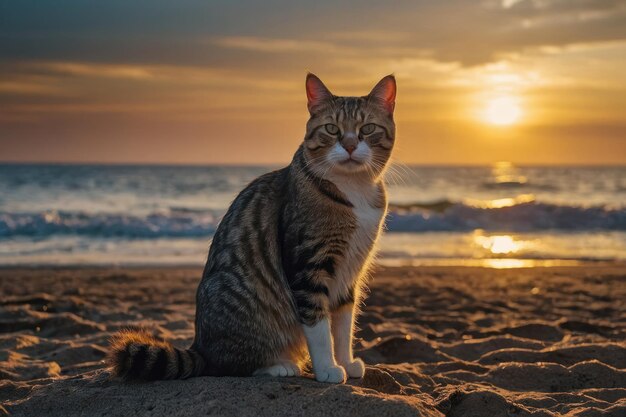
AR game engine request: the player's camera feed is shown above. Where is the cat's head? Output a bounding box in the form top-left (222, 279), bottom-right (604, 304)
top-left (302, 73), bottom-right (396, 180)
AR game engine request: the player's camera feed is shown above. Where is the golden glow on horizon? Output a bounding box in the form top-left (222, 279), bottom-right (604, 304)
top-left (484, 96), bottom-right (522, 126)
top-left (3, 45), bottom-right (626, 165)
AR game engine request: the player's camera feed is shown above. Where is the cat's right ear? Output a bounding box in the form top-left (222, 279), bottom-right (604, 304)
top-left (306, 73), bottom-right (333, 114)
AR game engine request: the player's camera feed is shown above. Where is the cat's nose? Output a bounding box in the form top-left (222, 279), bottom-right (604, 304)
top-left (342, 134), bottom-right (358, 155)
top-left (343, 144), bottom-right (356, 155)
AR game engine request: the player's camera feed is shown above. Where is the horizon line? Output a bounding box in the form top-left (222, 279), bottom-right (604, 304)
top-left (1, 160), bottom-right (625, 169)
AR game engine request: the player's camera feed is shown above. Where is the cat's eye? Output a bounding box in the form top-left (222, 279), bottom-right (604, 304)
top-left (360, 124), bottom-right (376, 135)
top-left (325, 124), bottom-right (339, 135)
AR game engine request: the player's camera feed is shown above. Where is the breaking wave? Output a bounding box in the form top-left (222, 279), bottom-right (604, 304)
top-left (1, 200), bottom-right (625, 238)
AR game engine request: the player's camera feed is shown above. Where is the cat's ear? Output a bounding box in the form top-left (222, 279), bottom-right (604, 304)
top-left (306, 73), bottom-right (333, 113)
top-left (368, 75), bottom-right (396, 114)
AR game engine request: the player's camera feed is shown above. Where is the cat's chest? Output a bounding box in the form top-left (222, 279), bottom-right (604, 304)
top-left (341, 185), bottom-right (384, 244)
top-left (328, 179), bottom-right (386, 304)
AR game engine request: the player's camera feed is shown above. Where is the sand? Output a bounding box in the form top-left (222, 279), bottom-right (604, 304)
top-left (1, 265), bottom-right (625, 417)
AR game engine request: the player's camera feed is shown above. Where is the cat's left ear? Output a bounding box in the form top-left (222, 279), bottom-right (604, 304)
top-left (368, 75), bottom-right (396, 114)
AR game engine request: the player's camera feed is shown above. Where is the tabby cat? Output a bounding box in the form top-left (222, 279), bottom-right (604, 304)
top-left (108, 73), bottom-right (396, 384)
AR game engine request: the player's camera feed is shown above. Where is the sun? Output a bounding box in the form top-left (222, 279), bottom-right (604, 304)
top-left (484, 96), bottom-right (522, 126)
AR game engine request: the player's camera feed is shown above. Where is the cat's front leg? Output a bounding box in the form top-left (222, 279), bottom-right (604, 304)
top-left (302, 317), bottom-right (346, 383)
top-left (294, 289), bottom-right (346, 383)
top-left (331, 303), bottom-right (365, 378)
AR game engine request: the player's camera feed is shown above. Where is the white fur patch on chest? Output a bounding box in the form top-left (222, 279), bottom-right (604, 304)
top-left (329, 178), bottom-right (386, 306)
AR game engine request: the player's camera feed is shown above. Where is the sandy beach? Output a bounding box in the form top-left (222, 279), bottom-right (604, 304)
top-left (1, 265), bottom-right (625, 416)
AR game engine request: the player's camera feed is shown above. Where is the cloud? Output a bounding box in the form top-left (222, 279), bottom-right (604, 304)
top-left (0, 81), bottom-right (61, 95)
top-left (39, 62), bottom-right (156, 80)
top-left (210, 37), bottom-right (339, 53)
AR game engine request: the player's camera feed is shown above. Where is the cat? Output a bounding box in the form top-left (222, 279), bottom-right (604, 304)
top-left (108, 73), bottom-right (396, 384)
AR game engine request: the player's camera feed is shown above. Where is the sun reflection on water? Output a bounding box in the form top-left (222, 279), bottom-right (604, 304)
top-left (480, 259), bottom-right (533, 268)
top-left (377, 258), bottom-right (581, 269)
top-left (474, 234), bottom-right (526, 254)
top-left (465, 194), bottom-right (535, 209)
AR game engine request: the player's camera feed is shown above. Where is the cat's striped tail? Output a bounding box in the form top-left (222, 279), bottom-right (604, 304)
top-left (107, 328), bottom-right (205, 381)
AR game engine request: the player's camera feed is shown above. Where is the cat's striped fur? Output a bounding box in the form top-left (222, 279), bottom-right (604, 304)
top-left (107, 73), bottom-right (396, 383)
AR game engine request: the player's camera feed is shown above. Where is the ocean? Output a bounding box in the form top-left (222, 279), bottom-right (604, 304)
top-left (1, 163), bottom-right (624, 267)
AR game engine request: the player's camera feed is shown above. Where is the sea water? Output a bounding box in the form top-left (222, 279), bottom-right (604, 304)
top-left (1, 163), bottom-right (624, 267)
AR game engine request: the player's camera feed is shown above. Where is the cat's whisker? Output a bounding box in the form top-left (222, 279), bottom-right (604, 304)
top-left (382, 157), bottom-right (413, 187)
top-left (390, 158), bottom-right (415, 179)
top-left (383, 165), bottom-right (404, 187)
top-left (301, 154), bottom-right (328, 170)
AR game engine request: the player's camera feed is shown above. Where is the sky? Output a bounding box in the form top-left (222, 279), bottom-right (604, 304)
top-left (1, 0), bottom-right (625, 165)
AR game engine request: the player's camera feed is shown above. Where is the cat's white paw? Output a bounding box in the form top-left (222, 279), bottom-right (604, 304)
top-left (254, 361), bottom-right (301, 377)
top-left (341, 358), bottom-right (365, 379)
top-left (314, 365), bottom-right (346, 384)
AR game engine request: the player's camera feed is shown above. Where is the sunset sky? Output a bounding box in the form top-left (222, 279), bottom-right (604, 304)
top-left (1, 0), bottom-right (625, 165)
